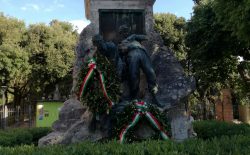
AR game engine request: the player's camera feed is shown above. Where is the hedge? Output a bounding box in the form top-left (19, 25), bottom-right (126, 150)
top-left (193, 120), bottom-right (250, 140)
top-left (0, 135), bottom-right (249, 155)
top-left (0, 121), bottom-right (250, 154)
top-left (0, 127), bottom-right (51, 147)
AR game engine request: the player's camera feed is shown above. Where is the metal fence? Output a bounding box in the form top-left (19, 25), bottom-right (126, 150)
top-left (0, 104), bottom-right (36, 129)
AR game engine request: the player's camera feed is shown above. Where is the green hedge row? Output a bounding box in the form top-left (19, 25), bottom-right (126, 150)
top-left (0, 127), bottom-right (51, 147)
top-left (193, 120), bottom-right (250, 140)
top-left (0, 135), bottom-right (249, 155)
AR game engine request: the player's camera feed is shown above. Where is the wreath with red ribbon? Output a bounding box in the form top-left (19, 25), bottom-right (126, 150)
top-left (77, 51), bottom-right (171, 143)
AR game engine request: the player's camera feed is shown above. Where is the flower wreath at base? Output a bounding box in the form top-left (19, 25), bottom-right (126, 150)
top-left (112, 100), bottom-right (172, 143)
top-left (78, 56), bottom-right (171, 143)
top-left (77, 54), bottom-right (120, 114)
top-left (78, 58), bottom-right (114, 107)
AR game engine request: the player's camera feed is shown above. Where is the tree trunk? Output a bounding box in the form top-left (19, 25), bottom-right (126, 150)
top-left (5, 91), bottom-right (8, 104)
top-left (237, 62), bottom-right (250, 85)
top-left (13, 88), bottom-right (22, 107)
top-left (202, 97), bottom-right (207, 120)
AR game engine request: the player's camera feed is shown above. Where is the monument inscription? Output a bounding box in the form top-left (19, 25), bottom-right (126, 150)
top-left (99, 9), bottom-right (145, 42)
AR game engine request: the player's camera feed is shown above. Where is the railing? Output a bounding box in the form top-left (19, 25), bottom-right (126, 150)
top-left (0, 104), bottom-right (35, 129)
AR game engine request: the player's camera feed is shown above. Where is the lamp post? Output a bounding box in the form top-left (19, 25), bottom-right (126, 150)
top-left (1, 86), bottom-right (7, 129)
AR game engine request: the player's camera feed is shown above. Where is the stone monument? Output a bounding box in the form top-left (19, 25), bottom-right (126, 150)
top-left (53, 84), bottom-right (61, 101)
top-left (38, 0), bottom-right (195, 146)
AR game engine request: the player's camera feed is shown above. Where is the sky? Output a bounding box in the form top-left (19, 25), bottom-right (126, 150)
top-left (0, 0), bottom-right (194, 32)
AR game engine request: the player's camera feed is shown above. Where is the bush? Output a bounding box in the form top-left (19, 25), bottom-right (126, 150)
top-left (28, 127), bottom-right (52, 145)
top-left (193, 120), bottom-right (250, 139)
top-left (0, 121), bottom-right (250, 154)
top-left (0, 135), bottom-right (249, 155)
top-left (0, 127), bottom-right (51, 147)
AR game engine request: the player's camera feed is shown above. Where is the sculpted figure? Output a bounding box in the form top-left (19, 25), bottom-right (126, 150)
top-left (92, 25), bottom-right (161, 107)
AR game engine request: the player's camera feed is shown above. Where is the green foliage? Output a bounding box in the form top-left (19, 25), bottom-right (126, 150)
top-left (78, 52), bottom-right (120, 114)
top-left (0, 127), bottom-right (51, 147)
top-left (211, 0), bottom-right (250, 103)
top-left (213, 0), bottom-right (250, 48)
top-left (28, 127), bottom-right (52, 145)
top-left (187, 1), bottom-right (239, 86)
top-left (0, 122), bottom-right (249, 154)
top-left (25, 21), bottom-right (78, 94)
top-left (0, 136), bottom-right (250, 154)
top-left (0, 14), bottom-right (31, 93)
top-left (193, 120), bottom-right (250, 139)
top-left (0, 130), bottom-right (31, 147)
top-left (154, 13), bottom-right (187, 61)
top-left (186, 0), bottom-right (250, 115)
top-left (0, 13), bottom-right (78, 105)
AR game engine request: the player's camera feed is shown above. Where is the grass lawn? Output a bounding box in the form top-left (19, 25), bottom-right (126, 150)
top-left (36, 102), bottom-right (63, 127)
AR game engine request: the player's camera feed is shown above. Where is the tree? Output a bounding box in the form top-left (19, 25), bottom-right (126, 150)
top-left (154, 13), bottom-right (187, 61)
top-left (193, 0), bottom-right (202, 5)
top-left (0, 14), bottom-right (31, 105)
top-left (186, 0), bottom-right (248, 118)
top-left (24, 21), bottom-right (78, 100)
top-left (0, 13), bottom-right (78, 105)
top-left (213, 0), bottom-right (250, 104)
top-left (213, 0), bottom-right (250, 49)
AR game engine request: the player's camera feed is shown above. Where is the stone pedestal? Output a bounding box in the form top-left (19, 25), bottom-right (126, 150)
top-left (38, 99), bottom-right (103, 146)
top-left (167, 105), bottom-right (189, 141)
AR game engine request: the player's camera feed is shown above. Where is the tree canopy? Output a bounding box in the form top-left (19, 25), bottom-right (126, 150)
top-left (213, 0), bottom-right (250, 48)
top-left (186, 0), bottom-right (249, 115)
top-left (154, 13), bottom-right (187, 61)
top-left (0, 14), bottom-right (78, 105)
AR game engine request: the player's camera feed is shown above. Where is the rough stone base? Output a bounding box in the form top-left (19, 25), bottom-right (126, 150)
top-left (167, 105), bottom-right (188, 141)
top-left (38, 99), bottom-right (161, 146)
top-left (38, 99), bottom-right (99, 146)
top-left (38, 132), bottom-right (64, 146)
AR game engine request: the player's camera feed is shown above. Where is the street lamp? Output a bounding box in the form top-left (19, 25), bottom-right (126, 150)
top-left (1, 86), bottom-right (7, 129)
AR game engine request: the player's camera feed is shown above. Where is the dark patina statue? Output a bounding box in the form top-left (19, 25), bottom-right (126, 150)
top-left (92, 25), bottom-right (160, 107)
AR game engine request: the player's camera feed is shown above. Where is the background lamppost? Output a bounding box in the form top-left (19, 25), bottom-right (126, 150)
top-left (1, 86), bottom-right (7, 129)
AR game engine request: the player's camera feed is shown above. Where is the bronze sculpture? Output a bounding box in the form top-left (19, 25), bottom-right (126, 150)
top-left (93, 25), bottom-right (161, 107)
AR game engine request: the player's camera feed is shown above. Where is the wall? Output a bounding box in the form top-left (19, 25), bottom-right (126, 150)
top-left (215, 89), bottom-right (234, 122)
